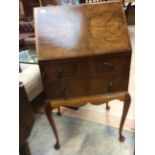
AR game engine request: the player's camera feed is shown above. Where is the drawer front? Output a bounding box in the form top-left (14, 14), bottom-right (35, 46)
top-left (40, 54), bottom-right (130, 80)
top-left (43, 75), bottom-right (129, 99)
top-left (94, 55), bottom-right (131, 75)
top-left (40, 61), bottom-right (77, 80)
top-left (44, 78), bottom-right (88, 99)
top-left (40, 60), bottom-right (97, 80)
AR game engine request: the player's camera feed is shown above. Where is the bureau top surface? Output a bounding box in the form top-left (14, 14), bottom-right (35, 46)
top-left (34, 2), bottom-right (131, 61)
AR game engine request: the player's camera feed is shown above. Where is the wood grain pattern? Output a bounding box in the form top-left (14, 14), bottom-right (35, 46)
top-left (34, 2), bottom-right (131, 61)
top-left (40, 53), bottom-right (130, 99)
top-left (40, 53), bottom-right (130, 80)
top-left (43, 75), bottom-right (129, 99)
top-left (124, 0), bottom-right (135, 2)
top-left (47, 92), bottom-right (128, 109)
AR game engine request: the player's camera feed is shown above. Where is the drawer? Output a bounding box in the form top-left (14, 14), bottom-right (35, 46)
top-left (87, 75), bottom-right (128, 96)
top-left (43, 75), bottom-right (129, 99)
top-left (40, 54), bottom-right (130, 80)
top-left (40, 60), bottom-right (97, 80)
top-left (40, 61), bottom-right (77, 80)
top-left (94, 55), bottom-right (131, 75)
top-left (44, 78), bottom-right (89, 99)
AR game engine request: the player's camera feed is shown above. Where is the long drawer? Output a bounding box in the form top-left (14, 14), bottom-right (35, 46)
top-left (43, 75), bottom-right (129, 99)
top-left (39, 54), bottom-right (131, 80)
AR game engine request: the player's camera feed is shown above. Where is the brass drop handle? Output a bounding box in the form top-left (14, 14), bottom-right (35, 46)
top-left (103, 63), bottom-right (115, 69)
top-left (59, 88), bottom-right (66, 98)
top-left (56, 67), bottom-right (63, 78)
top-left (42, 71), bottom-right (46, 78)
top-left (107, 82), bottom-right (114, 92)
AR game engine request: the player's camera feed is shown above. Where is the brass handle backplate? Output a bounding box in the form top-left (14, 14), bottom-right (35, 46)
top-left (56, 68), bottom-right (63, 78)
top-left (59, 88), bottom-right (66, 98)
top-left (107, 82), bottom-right (114, 92)
top-left (103, 63), bottom-right (115, 70)
top-left (42, 71), bottom-right (46, 78)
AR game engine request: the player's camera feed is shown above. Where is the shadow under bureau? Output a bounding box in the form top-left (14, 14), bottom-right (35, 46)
top-left (34, 1), bottom-right (132, 149)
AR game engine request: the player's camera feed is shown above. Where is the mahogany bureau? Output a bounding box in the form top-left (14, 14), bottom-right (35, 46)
top-left (34, 2), bottom-right (132, 149)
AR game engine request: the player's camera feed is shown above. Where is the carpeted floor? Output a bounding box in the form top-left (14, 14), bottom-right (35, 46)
top-left (28, 113), bottom-right (134, 155)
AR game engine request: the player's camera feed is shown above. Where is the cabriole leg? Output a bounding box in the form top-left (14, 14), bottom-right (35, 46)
top-left (119, 92), bottom-right (131, 142)
top-left (44, 101), bottom-right (60, 149)
top-left (57, 107), bottom-right (62, 116)
top-left (106, 102), bottom-right (110, 110)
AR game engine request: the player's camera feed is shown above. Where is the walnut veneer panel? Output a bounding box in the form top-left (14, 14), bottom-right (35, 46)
top-left (40, 53), bottom-right (131, 99)
top-left (40, 53), bottom-right (130, 80)
top-left (34, 2), bottom-right (131, 61)
top-left (44, 75), bottom-right (129, 99)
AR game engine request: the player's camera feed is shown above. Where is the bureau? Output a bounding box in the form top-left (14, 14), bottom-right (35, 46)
top-left (34, 1), bottom-right (132, 149)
